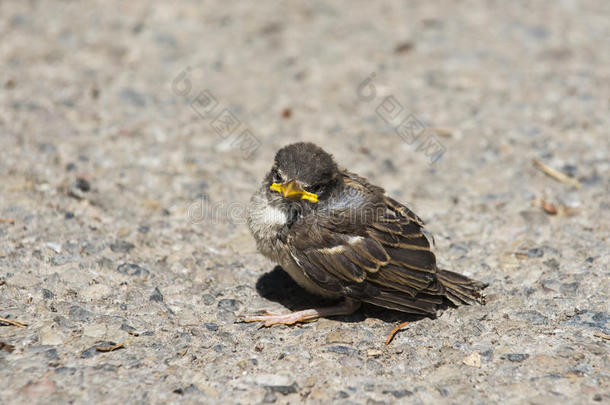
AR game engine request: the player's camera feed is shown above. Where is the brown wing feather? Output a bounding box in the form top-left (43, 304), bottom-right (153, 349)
top-left (291, 232), bottom-right (389, 284)
top-left (286, 170), bottom-right (484, 315)
top-left (360, 194), bottom-right (445, 313)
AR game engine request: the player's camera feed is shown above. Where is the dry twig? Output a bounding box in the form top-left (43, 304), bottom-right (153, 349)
top-left (532, 159), bottom-right (581, 188)
top-left (594, 332), bottom-right (610, 340)
top-left (385, 321), bottom-right (410, 345)
top-left (0, 317), bottom-right (27, 328)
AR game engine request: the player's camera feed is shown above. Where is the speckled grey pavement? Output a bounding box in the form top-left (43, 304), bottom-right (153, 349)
top-left (1, 1), bottom-right (609, 404)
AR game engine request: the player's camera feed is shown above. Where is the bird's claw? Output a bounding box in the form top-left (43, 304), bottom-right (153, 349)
top-left (237, 311), bottom-right (306, 327)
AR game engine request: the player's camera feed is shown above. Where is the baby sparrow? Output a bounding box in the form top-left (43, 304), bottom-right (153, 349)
top-left (245, 142), bottom-right (486, 330)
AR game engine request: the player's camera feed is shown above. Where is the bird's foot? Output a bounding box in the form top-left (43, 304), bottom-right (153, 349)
top-left (239, 310), bottom-right (319, 327)
top-left (238, 299), bottom-right (361, 328)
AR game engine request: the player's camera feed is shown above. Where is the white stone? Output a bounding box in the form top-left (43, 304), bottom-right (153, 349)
top-left (81, 284), bottom-right (112, 300)
top-left (83, 323), bottom-right (107, 338)
top-left (39, 326), bottom-right (64, 345)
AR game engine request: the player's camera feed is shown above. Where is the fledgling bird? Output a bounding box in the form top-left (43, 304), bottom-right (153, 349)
top-left (245, 142), bottom-right (486, 328)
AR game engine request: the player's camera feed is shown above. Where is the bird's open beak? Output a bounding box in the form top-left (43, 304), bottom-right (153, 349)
top-left (270, 179), bottom-right (318, 203)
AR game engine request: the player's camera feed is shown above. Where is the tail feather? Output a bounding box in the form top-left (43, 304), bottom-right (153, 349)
top-left (438, 269), bottom-right (487, 306)
top-left (364, 290), bottom-right (438, 315)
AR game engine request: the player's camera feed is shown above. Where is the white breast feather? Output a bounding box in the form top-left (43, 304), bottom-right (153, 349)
top-left (259, 205), bottom-right (287, 226)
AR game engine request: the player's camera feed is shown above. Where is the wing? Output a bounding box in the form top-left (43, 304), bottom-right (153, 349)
top-left (286, 174), bottom-right (446, 315)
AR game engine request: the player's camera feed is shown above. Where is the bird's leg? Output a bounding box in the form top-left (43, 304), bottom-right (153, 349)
top-left (239, 299), bottom-right (361, 327)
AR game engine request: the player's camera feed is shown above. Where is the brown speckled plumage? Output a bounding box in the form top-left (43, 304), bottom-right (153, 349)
top-left (246, 142), bottom-right (486, 324)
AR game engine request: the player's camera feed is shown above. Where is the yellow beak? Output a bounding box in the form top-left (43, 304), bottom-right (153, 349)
top-left (270, 179), bottom-right (318, 203)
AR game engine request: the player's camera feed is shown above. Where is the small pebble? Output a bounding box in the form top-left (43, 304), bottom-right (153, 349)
top-left (382, 389), bottom-right (413, 399)
top-left (202, 294), bottom-right (215, 305)
top-left (149, 287), bottom-right (163, 302)
top-left (327, 345), bottom-right (357, 355)
top-left (394, 41), bottom-right (414, 53)
top-left (217, 299), bottom-right (241, 312)
top-left (500, 353), bottom-right (529, 362)
top-left (76, 178), bottom-right (91, 191)
top-left (262, 390), bottom-right (277, 403)
top-left (527, 248), bottom-right (544, 258)
top-left (205, 323), bottom-right (218, 332)
top-left (41, 289), bottom-right (54, 299)
top-left (337, 391), bottom-right (349, 399)
top-left (68, 305), bottom-right (93, 322)
top-left (110, 240), bottom-right (135, 253)
top-left (45, 242), bottom-right (62, 254)
top-left (120, 323), bottom-right (137, 334)
top-left (116, 263), bottom-right (149, 277)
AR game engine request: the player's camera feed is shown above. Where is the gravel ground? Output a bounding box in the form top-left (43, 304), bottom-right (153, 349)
top-left (1, 1), bottom-right (609, 404)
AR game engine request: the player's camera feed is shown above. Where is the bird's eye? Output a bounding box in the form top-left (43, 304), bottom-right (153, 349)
top-left (272, 169), bottom-right (282, 183)
top-left (307, 184), bottom-right (325, 195)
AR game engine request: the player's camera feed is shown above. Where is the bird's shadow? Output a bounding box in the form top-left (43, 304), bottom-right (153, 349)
top-left (255, 266), bottom-right (429, 325)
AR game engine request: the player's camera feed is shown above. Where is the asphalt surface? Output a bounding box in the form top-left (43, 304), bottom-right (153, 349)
top-left (1, 1), bottom-right (608, 404)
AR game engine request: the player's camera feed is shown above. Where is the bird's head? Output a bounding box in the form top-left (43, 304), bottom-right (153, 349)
top-left (265, 142), bottom-right (341, 210)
